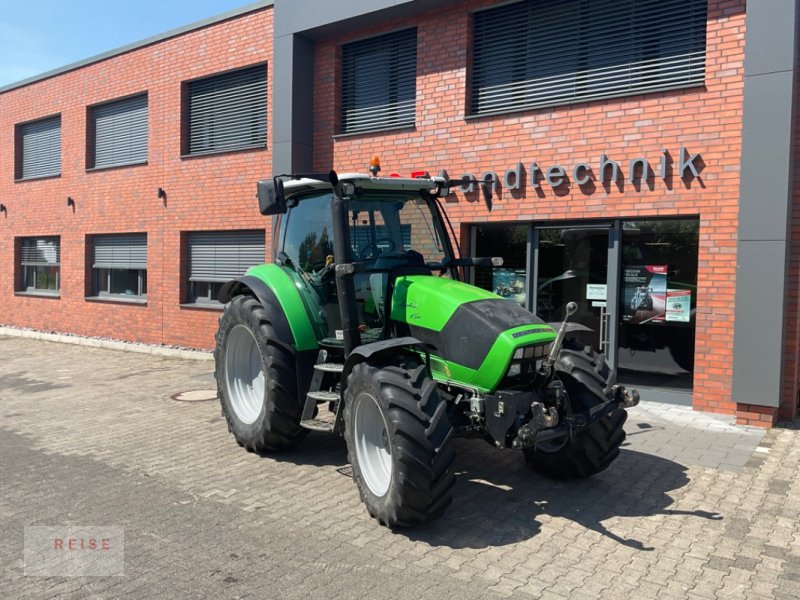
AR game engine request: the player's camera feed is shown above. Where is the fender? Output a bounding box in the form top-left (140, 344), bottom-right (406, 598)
top-left (335, 336), bottom-right (427, 436)
top-left (219, 276), bottom-right (295, 347)
top-left (219, 275), bottom-right (319, 404)
top-left (341, 336), bottom-right (427, 390)
top-left (218, 266), bottom-right (319, 352)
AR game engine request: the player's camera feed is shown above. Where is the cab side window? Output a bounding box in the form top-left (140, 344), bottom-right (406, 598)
top-left (281, 194), bottom-right (335, 273)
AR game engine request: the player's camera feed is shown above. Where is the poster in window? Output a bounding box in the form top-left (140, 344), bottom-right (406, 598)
top-left (665, 289), bottom-right (691, 322)
top-left (622, 265), bottom-right (668, 324)
top-left (493, 269), bottom-right (527, 307)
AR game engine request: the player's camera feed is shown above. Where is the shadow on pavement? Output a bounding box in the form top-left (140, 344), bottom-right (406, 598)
top-left (0, 371), bottom-right (71, 394)
top-left (404, 443), bottom-right (721, 550)
top-left (260, 429), bottom-right (721, 551)
top-left (267, 431), bottom-right (349, 468)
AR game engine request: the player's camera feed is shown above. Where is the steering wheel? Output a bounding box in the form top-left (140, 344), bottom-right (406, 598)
top-left (358, 237), bottom-right (396, 259)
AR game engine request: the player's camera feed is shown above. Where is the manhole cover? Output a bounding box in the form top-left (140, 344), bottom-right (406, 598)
top-left (170, 389), bottom-right (217, 402)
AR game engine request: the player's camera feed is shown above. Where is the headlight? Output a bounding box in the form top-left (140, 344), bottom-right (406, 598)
top-left (508, 363), bottom-right (521, 377)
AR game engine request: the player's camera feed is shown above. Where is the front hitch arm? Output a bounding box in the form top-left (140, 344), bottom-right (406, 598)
top-left (539, 301), bottom-right (578, 377)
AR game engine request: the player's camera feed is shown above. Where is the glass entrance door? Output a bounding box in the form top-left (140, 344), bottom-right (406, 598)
top-left (535, 226), bottom-right (613, 359)
top-left (470, 218), bottom-right (699, 403)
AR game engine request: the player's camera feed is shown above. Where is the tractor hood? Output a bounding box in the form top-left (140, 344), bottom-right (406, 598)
top-left (390, 275), bottom-right (556, 392)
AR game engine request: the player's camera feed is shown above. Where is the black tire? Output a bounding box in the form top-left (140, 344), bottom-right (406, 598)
top-left (524, 344), bottom-right (627, 479)
top-left (343, 360), bottom-right (455, 528)
top-left (214, 294), bottom-right (306, 453)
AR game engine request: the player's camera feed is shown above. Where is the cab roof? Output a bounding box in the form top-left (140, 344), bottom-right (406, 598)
top-left (281, 173), bottom-right (443, 200)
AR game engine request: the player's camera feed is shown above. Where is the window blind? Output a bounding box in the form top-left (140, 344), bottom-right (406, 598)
top-left (471, 0), bottom-right (708, 116)
top-left (92, 94), bottom-right (148, 168)
top-left (188, 230), bottom-right (265, 282)
top-left (93, 234), bottom-right (147, 270)
top-left (341, 28), bottom-right (417, 134)
top-left (188, 65), bottom-right (267, 154)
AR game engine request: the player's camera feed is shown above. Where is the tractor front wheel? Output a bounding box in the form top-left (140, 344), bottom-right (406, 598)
top-left (215, 294), bottom-right (306, 453)
top-left (344, 361), bottom-right (455, 528)
top-left (524, 344), bottom-right (627, 478)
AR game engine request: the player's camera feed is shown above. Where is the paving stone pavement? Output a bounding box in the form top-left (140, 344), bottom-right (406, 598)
top-left (624, 400), bottom-right (766, 472)
top-left (1, 336), bottom-right (800, 599)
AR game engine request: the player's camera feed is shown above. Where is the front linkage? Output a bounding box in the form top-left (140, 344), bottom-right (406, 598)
top-left (477, 302), bottom-right (639, 452)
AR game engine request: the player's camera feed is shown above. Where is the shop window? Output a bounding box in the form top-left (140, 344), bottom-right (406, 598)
top-left (473, 224), bottom-right (528, 307)
top-left (90, 234), bottom-right (147, 299)
top-left (185, 64), bottom-right (267, 155)
top-left (187, 230), bottom-right (265, 304)
top-left (19, 237), bottom-right (60, 294)
top-left (88, 94), bottom-right (148, 169)
top-left (16, 115), bottom-right (61, 180)
top-left (470, 0), bottom-right (707, 116)
top-left (618, 219), bottom-right (699, 391)
top-left (341, 28), bottom-right (417, 134)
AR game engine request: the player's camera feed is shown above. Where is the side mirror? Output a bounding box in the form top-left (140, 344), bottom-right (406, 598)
top-left (257, 178), bottom-right (286, 215)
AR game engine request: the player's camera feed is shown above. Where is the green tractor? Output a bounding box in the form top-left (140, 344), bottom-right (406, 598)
top-left (214, 166), bottom-right (639, 528)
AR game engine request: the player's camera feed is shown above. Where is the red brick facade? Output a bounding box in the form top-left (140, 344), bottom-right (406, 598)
top-left (0, 7), bottom-right (273, 350)
top-left (0, 1), bottom-right (793, 425)
top-left (309, 0), bottom-right (771, 424)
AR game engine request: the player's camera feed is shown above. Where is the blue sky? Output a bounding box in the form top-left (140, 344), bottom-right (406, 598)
top-left (0, 1), bottom-right (256, 87)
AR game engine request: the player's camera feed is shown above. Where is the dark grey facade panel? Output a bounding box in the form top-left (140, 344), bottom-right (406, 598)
top-left (470, 0), bottom-right (708, 116)
top-left (274, 0), bottom-right (413, 37)
top-left (20, 237), bottom-right (60, 267)
top-left (341, 28), bottom-right (417, 134)
top-left (19, 116), bottom-right (61, 179)
top-left (737, 72), bottom-right (796, 241)
top-left (92, 94), bottom-right (149, 169)
top-left (272, 34), bottom-right (314, 175)
top-left (732, 241), bottom-right (788, 408)
top-left (93, 234), bottom-right (148, 270)
top-left (188, 65), bottom-right (268, 155)
top-left (188, 231), bottom-right (266, 282)
top-left (732, 0), bottom-right (798, 409)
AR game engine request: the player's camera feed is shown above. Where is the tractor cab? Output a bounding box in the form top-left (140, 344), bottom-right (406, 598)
top-left (266, 174), bottom-right (454, 347)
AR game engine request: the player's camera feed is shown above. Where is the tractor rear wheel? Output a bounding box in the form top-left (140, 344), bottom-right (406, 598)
top-left (344, 360), bottom-right (455, 528)
top-left (215, 294), bottom-right (306, 453)
top-left (524, 344), bottom-right (627, 479)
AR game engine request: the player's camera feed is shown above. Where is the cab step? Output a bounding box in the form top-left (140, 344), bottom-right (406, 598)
top-left (307, 390), bottom-right (339, 402)
top-left (314, 362), bottom-right (344, 373)
top-left (300, 418), bottom-right (335, 432)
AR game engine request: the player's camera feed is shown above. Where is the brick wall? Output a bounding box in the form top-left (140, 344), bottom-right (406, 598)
top-left (0, 7), bottom-right (273, 350)
top-left (311, 0), bottom-right (752, 420)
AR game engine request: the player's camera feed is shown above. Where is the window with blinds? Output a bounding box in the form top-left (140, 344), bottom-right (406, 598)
top-left (471, 0), bottom-right (708, 116)
top-left (90, 94), bottom-right (148, 169)
top-left (19, 236), bottom-right (60, 293)
top-left (186, 65), bottom-right (267, 155)
top-left (187, 230), bottom-right (265, 304)
top-left (17, 116), bottom-right (61, 180)
top-left (91, 234), bottom-right (148, 298)
top-left (341, 28), bottom-right (417, 134)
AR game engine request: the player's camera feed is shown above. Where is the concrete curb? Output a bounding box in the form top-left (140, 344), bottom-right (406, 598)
top-left (0, 326), bottom-right (214, 361)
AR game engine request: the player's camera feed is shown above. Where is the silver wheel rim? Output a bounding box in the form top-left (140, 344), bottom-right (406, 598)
top-left (225, 324), bottom-right (266, 425)
top-left (354, 392), bottom-right (392, 497)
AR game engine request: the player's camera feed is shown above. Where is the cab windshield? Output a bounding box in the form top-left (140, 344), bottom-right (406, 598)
top-left (282, 191), bottom-right (451, 274)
